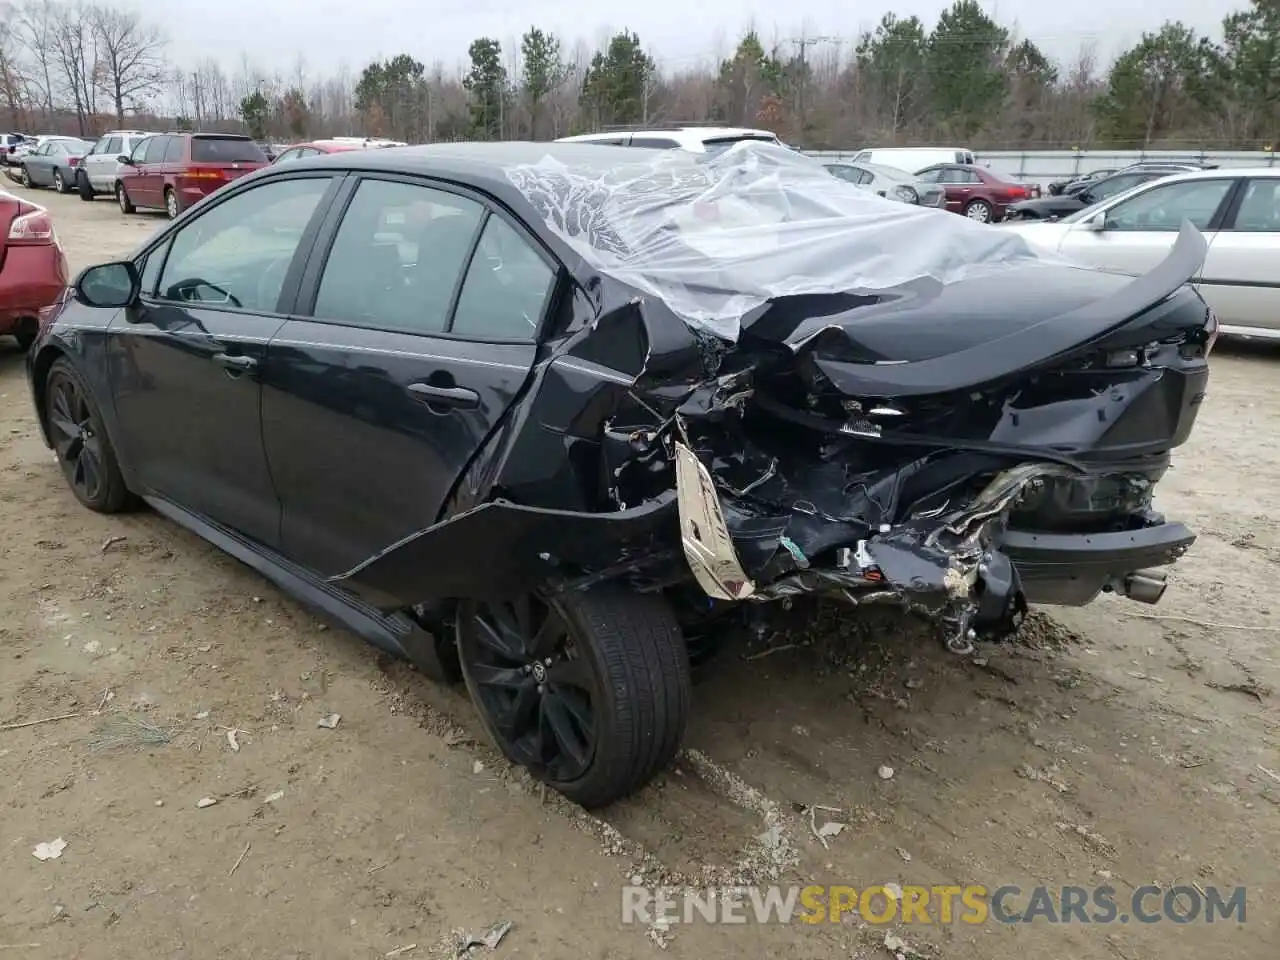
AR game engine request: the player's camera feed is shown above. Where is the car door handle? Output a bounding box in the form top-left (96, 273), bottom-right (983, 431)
top-left (407, 382), bottom-right (480, 410)
top-left (213, 353), bottom-right (257, 373)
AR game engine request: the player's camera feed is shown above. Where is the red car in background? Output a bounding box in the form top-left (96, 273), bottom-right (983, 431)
top-left (0, 189), bottom-right (67, 351)
top-left (913, 163), bottom-right (1040, 223)
top-left (271, 137), bottom-right (407, 163)
top-left (116, 132), bottom-right (269, 219)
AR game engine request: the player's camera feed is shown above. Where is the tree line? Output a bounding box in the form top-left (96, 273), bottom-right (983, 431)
top-left (2, 0), bottom-right (1280, 150)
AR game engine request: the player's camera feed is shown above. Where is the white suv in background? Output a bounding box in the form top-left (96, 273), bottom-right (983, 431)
top-left (556, 126), bottom-right (783, 154)
top-left (76, 130), bottom-right (155, 200)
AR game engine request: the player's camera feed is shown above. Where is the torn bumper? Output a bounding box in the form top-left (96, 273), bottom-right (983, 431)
top-left (675, 446), bottom-right (1192, 649)
top-left (1000, 521), bottom-right (1195, 606)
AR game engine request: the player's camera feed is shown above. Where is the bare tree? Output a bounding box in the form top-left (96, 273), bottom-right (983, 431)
top-left (90, 4), bottom-right (165, 125)
top-left (17, 0), bottom-right (59, 118)
top-left (49, 1), bottom-right (97, 133)
top-left (0, 4), bottom-right (35, 127)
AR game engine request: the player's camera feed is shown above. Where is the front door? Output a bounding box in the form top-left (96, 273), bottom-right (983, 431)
top-left (1197, 176), bottom-right (1280, 334)
top-left (261, 175), bottom-right (556, 577)
top-left (85, 135), bottom-right (121, 192)
top-left (1057, 176), bottom-right (1240, 278)
top-left (106, 174), bottom-right (338, 545)
top-left (134, 135), bottom-right (171, 208)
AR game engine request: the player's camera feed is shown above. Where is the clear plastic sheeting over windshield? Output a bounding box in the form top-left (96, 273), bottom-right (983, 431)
top-left (504, 142), bottom-right (1061, 341)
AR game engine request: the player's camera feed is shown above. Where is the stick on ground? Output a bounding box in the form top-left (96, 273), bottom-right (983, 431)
top-left (0, 712), bottom-right (80, 731)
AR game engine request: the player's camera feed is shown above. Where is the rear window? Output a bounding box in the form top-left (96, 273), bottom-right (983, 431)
top-left (191, 137), bottom-right (267, 164)
top-left (702, 135), bottom-right (779, 157)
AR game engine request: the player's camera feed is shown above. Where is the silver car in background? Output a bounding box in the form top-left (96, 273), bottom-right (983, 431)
top-left (824, 160), bottom-right (948, 208)
top-left (76, 130), bottom-right (156, 200)
top-left (18, 136), bottom-right (93, 192)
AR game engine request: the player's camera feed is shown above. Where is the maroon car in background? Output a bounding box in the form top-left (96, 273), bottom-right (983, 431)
top-left (116, 133), bottom-right (269, 219)
top-left (913, 163), bottom-right (1040, 223)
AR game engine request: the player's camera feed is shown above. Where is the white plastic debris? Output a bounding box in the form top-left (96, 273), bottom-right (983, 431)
top-left (264, 790), bottom-right (285, 804)
top-left (33, 837), bottom-right (68, 861)
top-left (878, 765), bottom-right (895, 780)
top-left (196, 797), bottom-right (218, 809)
top-left (472, 760), bottom-right (485, 774)
top-left (817, 822), bottom-right (845, 839)
top-left (194, 711), bottom-right (210, 720)
top-left (317, 714), bottom-right (341, 729)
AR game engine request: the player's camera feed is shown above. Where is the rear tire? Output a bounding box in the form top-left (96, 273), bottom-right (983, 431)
top-left (77, 171), bottom-right (95, 200)
top-left (44, 358), bottom-right (134, 514)
top-left (164, 187), bottom-right (178, 220)
top-left (52, 169), bottom-right (68, 193)
top-left (116, 182), bottom-right (135, 214)
top-left (965, 199), bottom-right (993, 222)
top-left (20, 165), bottom-right (34, 188)
top-left (457, 584), bottom-right (691, 808)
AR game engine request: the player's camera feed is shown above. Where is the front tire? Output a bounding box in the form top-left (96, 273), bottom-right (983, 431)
top-left (45, 358), bottom-right (133, 513)
top-left (164, 187), bottom-right (178, 219)
top-left (20, 165), bottom-right (33, 188)
top-left (457, 584), bottom-right (691, 808)
top-left (116, 182), bottom-right (135, 214)
top-left (53, 169), bottom-right (68, 193)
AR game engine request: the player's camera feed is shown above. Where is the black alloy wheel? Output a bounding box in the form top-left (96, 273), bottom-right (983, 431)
top-left (45, 359), bottom-right (132, 513)
top-left (457, 584), bottom-right (691, 808)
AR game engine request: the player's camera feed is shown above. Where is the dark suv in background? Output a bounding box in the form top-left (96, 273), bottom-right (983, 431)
top-left (115, 133), bottom-right (269, 219)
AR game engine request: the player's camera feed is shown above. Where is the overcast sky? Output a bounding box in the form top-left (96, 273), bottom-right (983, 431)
top-left (134, 0), bottom-right (1247, 76)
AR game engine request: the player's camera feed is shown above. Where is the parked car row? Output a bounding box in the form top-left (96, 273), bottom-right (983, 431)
top-left (1005, 166), bottom-right (1280, 339)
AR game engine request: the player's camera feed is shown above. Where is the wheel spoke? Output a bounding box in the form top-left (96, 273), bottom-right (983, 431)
top-left (78, 444), bottom-right (101, 496)
top-left (546, 656), bottom-right (593, 691)
top-left (486, 602), bottom-right (530, 659)
top-left (528, 606), bottom-right (569, 659)
top-left (495, 682), bottom-right (540, 738)
top-left (556, 686), bottom-right (594, 734)
top-left (468, 662), bottom-right (526, 690)
top-left (473, 613), bottom-right (523, 662)
top-left (542, 693), bottom-right (591, 770)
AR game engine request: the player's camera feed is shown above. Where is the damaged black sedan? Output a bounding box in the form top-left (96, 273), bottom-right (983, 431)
top-left (28, 141), bottom-right (1214, 807)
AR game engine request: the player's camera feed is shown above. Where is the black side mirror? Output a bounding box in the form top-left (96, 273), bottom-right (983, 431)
top-left (74, 261), bottom-right (140, 309)
top-left (116, 154), bottom-right (133, 165)
top-left (1078, 191), bottom-right (1096, 206)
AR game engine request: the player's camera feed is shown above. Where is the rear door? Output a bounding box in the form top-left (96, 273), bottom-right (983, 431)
top-left (85, 136), bottom-right (121, 191)
top-left (1057, 176), bottom-right (1240, 279)
top-left (261, 174), bottom-right (556, 577)
top-left (1197, 176), bottom-right (1280, 334)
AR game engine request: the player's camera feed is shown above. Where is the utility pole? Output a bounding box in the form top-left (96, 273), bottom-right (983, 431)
top-left (789, 34), bottom-right (842, 133)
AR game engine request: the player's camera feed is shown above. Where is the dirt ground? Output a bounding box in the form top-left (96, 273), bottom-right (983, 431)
top-left (2, 181), bottom-right (1277, 960)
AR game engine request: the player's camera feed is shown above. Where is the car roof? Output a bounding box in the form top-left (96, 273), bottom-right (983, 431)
top-left (559, 126), bottom-right (776, 144)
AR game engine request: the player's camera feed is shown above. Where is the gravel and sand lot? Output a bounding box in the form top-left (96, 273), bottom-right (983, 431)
top-left (1, 184), bottom-right (1277, 959)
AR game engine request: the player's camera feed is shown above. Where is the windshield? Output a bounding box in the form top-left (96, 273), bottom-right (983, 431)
top-left (191, 137), bottom-right (267, 164)
top-left (504, 141), bottom-right (1057, 340)
top-left (859, 162), bottom-right (915, 183)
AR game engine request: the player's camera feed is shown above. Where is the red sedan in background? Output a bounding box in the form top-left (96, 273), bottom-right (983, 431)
top-left (913, 163), bottom-right (1040, 223)
top-left (0, 189), bottom-right (67, 351)
top-left (271, 137), bottom-right (407, 163)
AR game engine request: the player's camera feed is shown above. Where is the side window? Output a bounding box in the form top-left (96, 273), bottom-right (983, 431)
top-left (1229, 179), bottom-right (1280, 231)
top-left (105, 137), bottom-right (122, 156)
top-left (853, 151), bottom-right (871, 163)
top-left (129, 138), bottom-right (151, 163)
top-left (914, 168), bottom-right (941, 183)
top-left (1091, 174), bottom-right (1143, 201)
top-left (141, 136), bottom-right (168, 163)
top-left (312, 179), bottom-right (484, 335)
top-left (825, 165), bottom-right (859, 184)
top-left (275, 148), bottom-right (300, 163)
top-left (163, 137), bottom-right (185, 162)
top-left (157, 176), bottom-right (332, 311)
top-left (1104, 179), bottom-right (1235, 232)
top-left (451, 215), bottom-right (555, 340)
top-left (937, 168), bottom-right (965, 183)
top-left (630, 137), bottom-right (680, 149)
